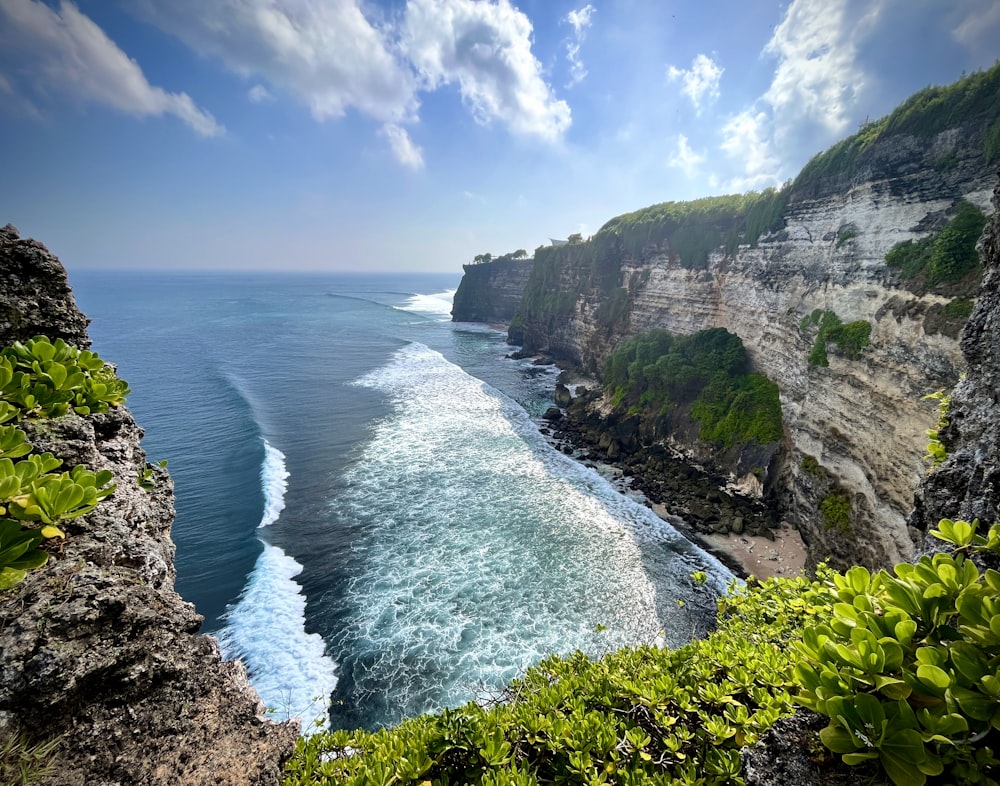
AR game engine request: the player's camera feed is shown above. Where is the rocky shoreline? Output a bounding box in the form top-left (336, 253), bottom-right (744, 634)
top-left (518, 357), bottom-right (808, 578)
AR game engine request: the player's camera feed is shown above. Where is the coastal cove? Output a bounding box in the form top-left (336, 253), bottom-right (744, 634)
top-left (71, 270), bottom-right (737, 733)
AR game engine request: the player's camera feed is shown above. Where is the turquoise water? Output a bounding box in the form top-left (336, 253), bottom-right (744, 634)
top-left (71, 271), bottom-right (732, 731)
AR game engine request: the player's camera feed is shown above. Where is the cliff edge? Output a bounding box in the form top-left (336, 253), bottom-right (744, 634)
top-left (0, 225), bottom-right (297, 785)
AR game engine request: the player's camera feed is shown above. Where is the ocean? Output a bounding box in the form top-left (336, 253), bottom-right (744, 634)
top-left (70, 271), bottom-right (733, 732)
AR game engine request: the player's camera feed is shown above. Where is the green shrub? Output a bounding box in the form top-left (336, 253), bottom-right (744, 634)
top-left (820, 492), bottom-right (852, 534)
top-left (922, 389), bottom-right (951, 469)
top-left (0, 336), bottom-right (130, 418)
top-left (942, 298), bottom-right (974, 320)
top-left (286, 572), bottom-right (831, 785)
top-left (804, 310), bottom-right (871, 366)
top-left (795, 519), bottom-right (1000, 786)
top-left (603, 328), bottom-right (782, 447)
top-left (885, 202), bottom-right (986, 291)
top-left (0, 337), bottom-right (126, 591)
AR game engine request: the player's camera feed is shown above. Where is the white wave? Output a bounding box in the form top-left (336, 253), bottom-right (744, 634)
top-left (395, 289), bottom-right (455, 319)
top-left (339, 342), bottom-right (734, 721)
top-left (218, 544), bottom-right (339, 733)
top-left (259, 439), bottom-right (289, 528)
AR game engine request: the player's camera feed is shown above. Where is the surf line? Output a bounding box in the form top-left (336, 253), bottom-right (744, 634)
top-left (218, 438), bottom-right (338, 733)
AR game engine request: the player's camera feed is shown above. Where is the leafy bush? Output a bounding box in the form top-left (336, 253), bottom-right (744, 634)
top-left (603, 328), bottom-right (783, 447)
top-left (803, 310), bottom-right (872, 366)
top-left (922, 389), bottom-right (951, 469)
top-left (286, 572), bottom-right (831, 786)
top-left (0, 336), bottom-right (130, 418)
top-left (795, 519), bottom-right (1000, 786)
top-left (885, 202), bottom-right (986, 292)
top-left (820, 492), bottom-right (852, 534)
top-left (0, 336), bottom-right (126, 590)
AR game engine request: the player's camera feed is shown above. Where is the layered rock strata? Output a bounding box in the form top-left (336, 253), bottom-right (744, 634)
top-left (0, 226), bottom-right (297, 785)
top-left (507, 130), bottom-right (997, 570)
top-left (451, 257), bottom-right (533, 323)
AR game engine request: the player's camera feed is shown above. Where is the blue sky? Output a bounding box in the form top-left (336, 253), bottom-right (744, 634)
top-left (0, 0), bottom-right (997, 272)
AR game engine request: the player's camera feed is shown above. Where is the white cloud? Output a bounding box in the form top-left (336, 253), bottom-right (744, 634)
top-left (666, 134), bottom-right (706, 179)
top-left (563, 4), bottom-right (595, 87)
top-left (248, 84), bottom-right (273, 104)
top-left (666, 54), bottom-right (723, 115)
top-left (950, 0), bottom-right (1000, 60)
top-left (0, 0), bottom-right (222, 136)
top-left (402, 0), bottom-right (570, 141)
top-left (719, 110), bottom-right (782, 191)
top-left (717, 0), bottom-right (879, 189)
top-left (133, 0), bottom-right (417, 124)
top-left (380, 123), bottom-right (425, 170)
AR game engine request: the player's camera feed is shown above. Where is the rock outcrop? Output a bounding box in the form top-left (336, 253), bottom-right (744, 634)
top-left (487, 76), bottom-right (1000, 571)
top-left (911, 171), bottom-right (1000, 530)
top-left (451, 257), bottom-right (533, 323)
top-left (0, 226), bottom-right (297, 785)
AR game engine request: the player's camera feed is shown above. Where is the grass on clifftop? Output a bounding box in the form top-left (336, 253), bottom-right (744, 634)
top-left (793, 63), bottom-right (1000, 196)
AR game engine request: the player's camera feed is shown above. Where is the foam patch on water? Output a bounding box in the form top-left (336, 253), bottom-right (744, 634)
top-left (259, 440), bottom-right (290, 528)
top-left (219, 440), bottom-right (338, 732)
top-left (334, 342), bottom-right (733, 725)
top-left (218, 544), bottom-right (339, 731)
top-left (396, 290), bottom-right (455, 319)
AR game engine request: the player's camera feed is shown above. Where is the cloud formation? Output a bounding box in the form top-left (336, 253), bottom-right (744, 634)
top-left (718, 0), bottom-right (875, 189)
top-left (133, 0), bottom-right (417, 124)
top-left (402, 0), bottom-right (570, 141)
top-left (563, 4), bottom-right (595, 87)
top-left (667, 54), bottom-right (723, 115)
top-left (380, 123), bottom-right (425, 170)
top-left (666, 134), bottom-right (706, 179)
top-left (248, 84), bottom-right (273, 104)
top-left (0, 0), bottom-right (222, 136)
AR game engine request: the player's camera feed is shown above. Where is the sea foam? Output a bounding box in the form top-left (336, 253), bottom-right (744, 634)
top-left (219, 439), bottom-right (338, 732)
top-left (396, 289), bottom-right (455, 319)
top-left (329, 342), bottom-right (732, 727)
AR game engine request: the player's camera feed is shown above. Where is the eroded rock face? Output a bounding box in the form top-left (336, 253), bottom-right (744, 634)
top-left (452, 258), bottom-right (533, 323)
top-left (508, 127), bottom-right (996, 570)
top-left (911, 173), bottom-right (1000, 531)
top-left (0, 232), bottom-right (298, 784)
top-left (0, 225), bottom-right (90, 347)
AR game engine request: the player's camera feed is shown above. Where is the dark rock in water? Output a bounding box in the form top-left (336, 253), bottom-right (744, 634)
top-left (0, 230), bottom-right (297, 785)
top-left (0, 224), bottom-right (90, 347)
top-left (542, 406), bottom-right (563, 422)
top-left (553, 382), bottom-right (573, 407)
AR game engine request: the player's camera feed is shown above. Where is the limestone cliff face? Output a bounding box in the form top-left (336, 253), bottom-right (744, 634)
top-left (508, 122), bottom-right (998, 570)
top-left (911, 174), bottom-right (1000, 531)
top-left (451, 258), bottom-right (533, 323)
top-left (0, 226), bottom-right (297, 785)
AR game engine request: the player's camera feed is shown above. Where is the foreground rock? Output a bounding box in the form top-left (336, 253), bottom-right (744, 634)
top-left (0, 226), bottom-right (297, 785)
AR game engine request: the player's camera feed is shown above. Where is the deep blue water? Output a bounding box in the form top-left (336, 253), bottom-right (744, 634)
top-left (71, 271), bottom-right (732, 731)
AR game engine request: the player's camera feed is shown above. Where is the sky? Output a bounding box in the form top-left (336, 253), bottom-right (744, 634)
top-left (0, 0), bottom-right (997, 273)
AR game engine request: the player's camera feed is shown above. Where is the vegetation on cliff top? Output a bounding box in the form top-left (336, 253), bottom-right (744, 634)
top-left (596, 187), bottom-right (789, 269)
top-left (793, 63), bottom-right (1000, 197)
top-left (604, 328), bottom-right (783, 448)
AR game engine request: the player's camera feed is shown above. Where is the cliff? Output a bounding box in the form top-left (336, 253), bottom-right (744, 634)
top-left (451, 257), bottom-right (533, 323)
top-left (911, 172), bottom-right (1000, 530)
top-left (0, 225), bottom-right (297, 784)
top-left (497, 68), bottom-right (1000, 571)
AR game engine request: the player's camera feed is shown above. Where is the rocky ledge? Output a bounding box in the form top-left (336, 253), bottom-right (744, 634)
top-left (0, 225), bottom-right (297, 785)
